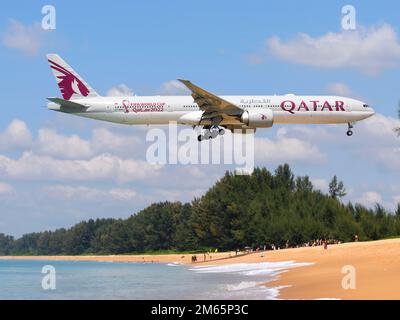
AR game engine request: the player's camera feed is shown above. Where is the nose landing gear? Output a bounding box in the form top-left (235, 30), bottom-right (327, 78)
top-left (346, 122), bottom-right (354, 137)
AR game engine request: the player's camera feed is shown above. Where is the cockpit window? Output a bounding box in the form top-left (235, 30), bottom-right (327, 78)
top-left (363, 104), bottom-right (370, 108)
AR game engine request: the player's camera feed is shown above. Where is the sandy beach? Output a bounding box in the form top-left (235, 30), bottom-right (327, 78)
top-left (2, 238), bottom-right (400, 300)
top-left (195, 238), bottom-right (400, 300)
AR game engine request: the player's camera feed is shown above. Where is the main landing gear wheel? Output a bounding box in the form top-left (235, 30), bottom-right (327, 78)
top-left (197, 126), bottom-right (225, 142)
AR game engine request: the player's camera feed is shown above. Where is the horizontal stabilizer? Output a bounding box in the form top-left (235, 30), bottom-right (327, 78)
top-left (47, 97), bottom-right (89, 109)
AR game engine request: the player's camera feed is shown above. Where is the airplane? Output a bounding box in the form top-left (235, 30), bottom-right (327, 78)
top-left (46, 54), bottom-right (375, 141)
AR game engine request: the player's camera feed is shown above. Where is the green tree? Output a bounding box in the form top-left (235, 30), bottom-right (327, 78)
top-left (0, 234), bottom-right (14, 255)
top-left (396, 203), bottom-right (400, 218)
top-left (1, 165), bottom-right (398, 255)
top-left (329, 175), bottom-right (347, 199)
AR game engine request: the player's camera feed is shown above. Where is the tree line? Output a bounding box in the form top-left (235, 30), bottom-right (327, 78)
top-left (1, 164), bottom-right (399, 255)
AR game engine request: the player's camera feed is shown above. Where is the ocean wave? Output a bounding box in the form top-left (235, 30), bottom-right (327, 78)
top-left (191, 261), bottom-right (313, 275)
top-left (190, 261), bottom-right (313, 300)
top-left (226, 281), bottom-right (258, 291)
top-left (207, 283), bottom-right (292, 300)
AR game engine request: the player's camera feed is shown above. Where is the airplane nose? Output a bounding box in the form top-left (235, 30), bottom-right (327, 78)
top-left (367, 109), bottom-right (375, 118)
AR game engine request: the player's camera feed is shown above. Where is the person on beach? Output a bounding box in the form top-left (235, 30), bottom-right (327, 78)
top-left (324, 240), bottom-right (328, 250)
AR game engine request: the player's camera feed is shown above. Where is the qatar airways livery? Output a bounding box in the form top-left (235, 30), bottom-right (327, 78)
top-left (46, 54), bottom-right (375, 141)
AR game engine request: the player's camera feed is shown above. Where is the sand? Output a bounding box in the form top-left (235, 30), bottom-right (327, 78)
top-left (194, 238), bottom-right (400, 300)
top-left (0, 251), bottom-right (236, 264)
top-left (2, 238), bottom-right (400, 299)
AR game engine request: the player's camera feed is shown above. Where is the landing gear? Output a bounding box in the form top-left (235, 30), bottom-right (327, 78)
top-left (197, 126), bottom-right (225, 142)
top-left (346, 122), bottom-right (354, 137)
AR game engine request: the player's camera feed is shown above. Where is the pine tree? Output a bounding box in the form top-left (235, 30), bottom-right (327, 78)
top-left (329, 175), bottom-right (347, 199)
top-left (395, 203), bottom-right (400, 218)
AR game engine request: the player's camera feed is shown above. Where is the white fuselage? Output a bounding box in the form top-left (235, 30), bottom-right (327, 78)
top-left (48, 95), bottom-right (375, 127)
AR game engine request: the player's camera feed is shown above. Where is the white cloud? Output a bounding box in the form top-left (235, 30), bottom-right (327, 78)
top-left (357, 113), bottom-right (399, 141)
top-left (107, 80), bottom-right (189, 97)
top-left (372, 147), bottom-right (400, 171)
top-left (43, 185), bottom-right (137, 201)
top-left (0, 182), bottom-right (14, 195)
top-left (325, 83), bottom-right (354, 97)
top-left (352, 190), bottom-right (398, 211)
top-left (350, 114), bottom-right (400, 171)
top-left (311, 178), bottom-right (328, 192)
top-left (255, 128), bottom-right (325, 164)
top-left (159, 80), bottom-right (189, 95)
top-left (0, 152), bottom-right (161, 183)
top-left (107, 84), bottom-right (134, 96)
top-left (265, 24), bottom-right (400, 74)
top-left (392, 195), bottom-right (400, 204)
top-left (356, 191), bottom-right (383, 206)
top-left (12, 125), bottom-right (143, 160)
top-left (0, 119), bottom-right (32, 151)
top-left (280, 113), bottom-right (400, 171)
top-left (2, 19), bottom-right (48, 55)
top-left (153, 188), bottom-right (205, 202)
top-left (109, 188), bottom-right (137, 200)
top-left (90, 127), bottom-right (143, 156)
top-left (36, 129), bottom-right (92, 159)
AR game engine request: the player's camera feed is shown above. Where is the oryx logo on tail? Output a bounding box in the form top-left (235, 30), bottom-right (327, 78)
top-left (48, 59), bottom-right (89, 100)
top-left (47, 54), bottom-right (99, 100)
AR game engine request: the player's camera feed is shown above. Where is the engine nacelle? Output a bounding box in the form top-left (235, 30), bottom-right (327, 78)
top-left (178, 111), bottom-right (203, 125)
top-left (241, 109), bottom-right (274, 128)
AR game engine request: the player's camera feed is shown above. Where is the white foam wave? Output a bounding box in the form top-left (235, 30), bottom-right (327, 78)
top-left (191, 261), bottom-right (313, 275)
top-left (226, 281), bottom-right (258, 291)
top-left (191, 261), bottom-right (313, 300)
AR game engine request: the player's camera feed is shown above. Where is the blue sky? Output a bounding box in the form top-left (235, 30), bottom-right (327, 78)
top-left (0, 1), bottom-right (399, 236)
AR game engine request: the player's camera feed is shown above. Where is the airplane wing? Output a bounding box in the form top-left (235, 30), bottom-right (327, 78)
top-left (178, 79), bottom-right (243, 122)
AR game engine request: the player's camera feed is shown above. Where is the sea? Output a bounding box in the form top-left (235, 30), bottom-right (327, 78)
top-left (0, 259), bottom-right (312, 300)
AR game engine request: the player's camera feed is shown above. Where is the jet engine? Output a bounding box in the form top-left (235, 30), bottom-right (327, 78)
top-left (240, 109), bottom-right (274, 128)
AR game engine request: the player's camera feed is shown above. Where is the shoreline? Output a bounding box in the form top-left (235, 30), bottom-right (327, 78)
top-left (0, 251), bottom-right (238, 265)
top-left (2, 238), bottom-right (400, 299)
